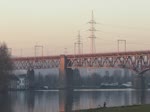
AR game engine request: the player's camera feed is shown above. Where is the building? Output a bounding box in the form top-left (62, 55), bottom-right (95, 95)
top-left (17, 74), bottom-right (29, 89)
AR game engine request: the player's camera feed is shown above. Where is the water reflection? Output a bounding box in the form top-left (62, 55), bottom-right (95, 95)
top-left (26, 92), bottom-right (35, 112)
top-left (0, 89), bottom-right (150, 112)
top-left (59, 90), bottom-right (73, 112)
top-left (134, 90), bottom-right (150, 105)
top-left (0, 93), bottom-right (12, 112)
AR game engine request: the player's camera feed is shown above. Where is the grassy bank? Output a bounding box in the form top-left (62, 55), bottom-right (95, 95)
top-left (74, 104), bottom-right (150, 112)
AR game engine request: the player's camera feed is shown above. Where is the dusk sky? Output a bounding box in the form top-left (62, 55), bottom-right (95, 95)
top-left (1, 0), bottom-right (150, 56)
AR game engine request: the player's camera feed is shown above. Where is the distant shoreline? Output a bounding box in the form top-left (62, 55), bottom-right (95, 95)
top-left (8, 86), bottom-right (133, 91)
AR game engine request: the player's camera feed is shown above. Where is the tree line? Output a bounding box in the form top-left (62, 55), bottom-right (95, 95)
top-left (31, 68), bottom-right (136, 89)
top-left (72, 69), bottom-right (135, 88)
top-left (0, 43), bottom-right (13, 92)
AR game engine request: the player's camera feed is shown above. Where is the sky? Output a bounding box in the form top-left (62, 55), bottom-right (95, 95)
top-left (1, 0), bottom-right (150, 56)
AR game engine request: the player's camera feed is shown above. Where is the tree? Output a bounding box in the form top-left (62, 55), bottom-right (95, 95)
top-left (73, 69), bottom-right (81, 87)
top-left (36, 72), bottom-right (44, 88)
top-left (0, 43), bottom-right (13, 91)
top-left (123, 69), bottom-right (130, 83)
top-left (103, 71), bottom-right (110, 83)
top-left (91, 73), bottom-right (101, 86)
top-left (112, 70), bottom-right (122, 84)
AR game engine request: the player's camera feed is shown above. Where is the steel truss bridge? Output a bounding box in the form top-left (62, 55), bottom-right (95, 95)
top-left (12, 50), bottom-right (150, 74)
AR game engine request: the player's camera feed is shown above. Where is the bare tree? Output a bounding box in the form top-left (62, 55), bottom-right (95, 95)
top-left (0, 43), bottom-right (13, 91)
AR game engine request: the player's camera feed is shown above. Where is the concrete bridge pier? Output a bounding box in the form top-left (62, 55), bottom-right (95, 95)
top-left (59, 55), bottom-right (73, 89)
top-left (27, 69), bottom-right (35, 89)
top-left (133, 74), bottom-right (147, 89)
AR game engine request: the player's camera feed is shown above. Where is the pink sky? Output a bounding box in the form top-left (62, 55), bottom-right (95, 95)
top-left (1, 0), bottom-right (150, 56)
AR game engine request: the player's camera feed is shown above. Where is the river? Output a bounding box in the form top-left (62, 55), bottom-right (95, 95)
top-left (0, 89), bottom-right (150, 112)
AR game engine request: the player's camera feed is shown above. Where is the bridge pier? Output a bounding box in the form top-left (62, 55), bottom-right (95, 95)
top-left (133, 75), bottom-right (147, 89)
top-left (59, 55), bottom-right (73, 89)
top-left (27, 69), bottom-right (35, 89)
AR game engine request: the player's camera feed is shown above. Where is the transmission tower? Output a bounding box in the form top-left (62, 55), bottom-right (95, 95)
top-left (74, 31), bottom-right (83, 54)
top-left (88, 11), bottom-right (97, 54)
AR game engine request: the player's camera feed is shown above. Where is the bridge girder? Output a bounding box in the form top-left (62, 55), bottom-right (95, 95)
top-left (12, 50), bottom-right (150, 73)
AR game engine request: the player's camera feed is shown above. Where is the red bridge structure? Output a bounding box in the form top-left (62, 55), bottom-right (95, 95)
top-left (12, 50), bottom-right (150, 89)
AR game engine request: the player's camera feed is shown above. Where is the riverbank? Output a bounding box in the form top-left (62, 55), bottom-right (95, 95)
top-left (74, 104), bottom-right (150, 112)
top-left (8, 87), bottom-right (133, 91)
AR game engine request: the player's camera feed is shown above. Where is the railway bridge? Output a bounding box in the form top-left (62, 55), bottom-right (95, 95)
top-left (12, 50), bottom-right (150, 89)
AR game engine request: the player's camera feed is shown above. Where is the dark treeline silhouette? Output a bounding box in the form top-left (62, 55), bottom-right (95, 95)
top-left (0, 43), bottom-right (13, 92)
top-left (72, 69), bottom-right (135, 88)
top-left (31, 68), bottom-right (137, 89)
top-left (34, 72), bottom-right (59, 89)
top-left (142, 71), bottom-right (150, 88)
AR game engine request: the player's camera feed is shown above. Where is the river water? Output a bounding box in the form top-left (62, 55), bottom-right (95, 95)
top-left (0, 89), bottom-right (150, 112)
